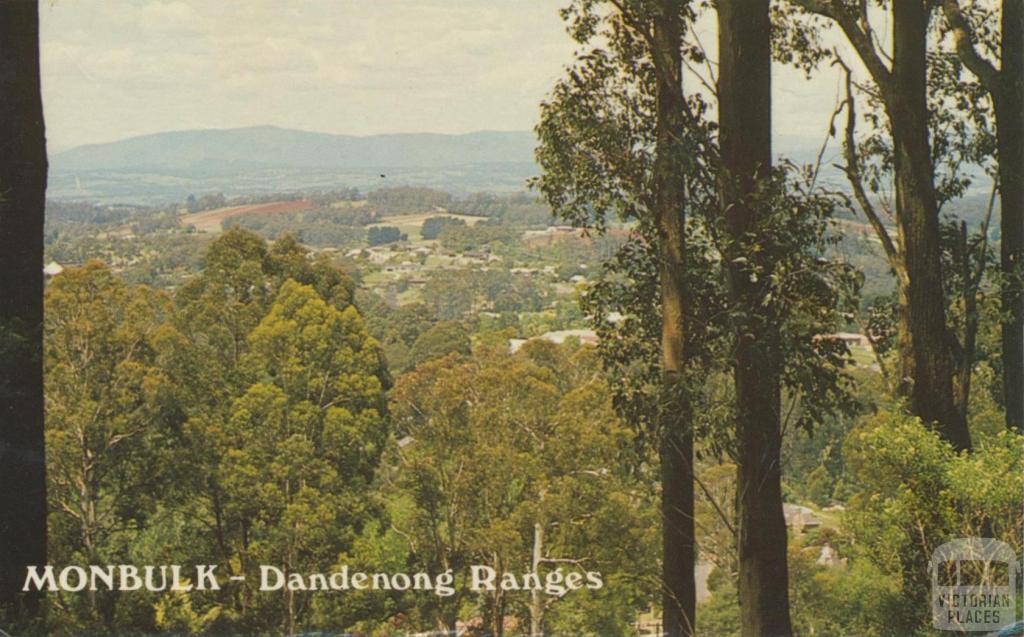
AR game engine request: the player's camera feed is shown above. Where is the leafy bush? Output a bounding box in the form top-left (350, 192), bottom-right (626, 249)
top-left (420, 216), bottom-right (466, 240)
top-left (367, 225), bottom-right (404, 245)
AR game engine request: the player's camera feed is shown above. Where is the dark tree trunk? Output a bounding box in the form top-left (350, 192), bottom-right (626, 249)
top-left (652, 4), bottom-right (696, 636)
top-left (888, 1), bottom-right (971, 451)
top-left (0, 0), bottom-right (49, 622)
top-left (717, 1), bottom-right (793, 636)
top-left (997, 0), bottom-right (1023, 432)
top-left (797, 0), bottom-right (972, 448)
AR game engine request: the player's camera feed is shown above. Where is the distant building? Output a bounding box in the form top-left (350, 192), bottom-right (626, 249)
top-left (783, 504), bottom-right (822, 532)
top-left (366, 249), bottom-right (393, 264)
top-left (43, 261), bottom-right (64, 279)
top-left (605, 311), bottom-right (626, 324)
top-left (397, 436), bottom-right (415, 449)
top-left (817, 543), bottom-right (845, 567)
top-left (522, 226), bottom-right (587, 247)
top-left (835, 332), bottom-right (871, 347)
top-left (815, 332), bottom-right (871, 348)
top-left (509, 329), bottom-right (598, 354)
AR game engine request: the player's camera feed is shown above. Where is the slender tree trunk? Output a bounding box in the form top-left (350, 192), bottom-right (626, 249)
top-left (718, 2), bottom-right (794, 636)
top-left (489, 552), bottom-right (506, 637)
top-left (0, 0), bottom-right (48, 623)
top-left (652, 3), bottom-right (696, 636)
top-left (997, 0), bottom-right (1023, 432)
top-left (529, 522), bottom-right (544, 636)
top-left (886, 1), bottom-right (973, 451)
top-left (895, 282), bottom-right (915, 398)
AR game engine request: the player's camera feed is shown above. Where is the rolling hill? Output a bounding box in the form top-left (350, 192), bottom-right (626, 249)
top-left (47, 126), bottom-right (993, 208)
top-left (49, 126), bottom-right (539, 203)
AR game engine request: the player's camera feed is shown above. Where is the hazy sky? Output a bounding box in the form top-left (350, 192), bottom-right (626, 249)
top-left (40, 1), bottom-right (843, 152)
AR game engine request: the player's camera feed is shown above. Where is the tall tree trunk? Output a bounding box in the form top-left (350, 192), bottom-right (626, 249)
top-left (888, 1), bottom-right (972, 451)
top-left (796, 0), bottom-right (973, 449)
top-left (717, 1), bottom-right (794, 636)
top-left (652, 3), bottom-right (696, 636)
top-left (529, 522), bottom-right (544, 636)
top-left (997, 0), bottom-right (1023, 432)
top-left (0, 0), bottom-right (48, 623)
top-left (489, 552), bottom-right (506, 637)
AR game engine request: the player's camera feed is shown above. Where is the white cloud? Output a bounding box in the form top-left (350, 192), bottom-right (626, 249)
top-left (39, 0), bottom-right (850, 154)
top-left (41, 0), bottom-right (582, 148)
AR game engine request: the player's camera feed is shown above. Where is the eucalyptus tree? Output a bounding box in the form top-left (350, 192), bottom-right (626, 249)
top-left (167, 231), bottom-right (384, 634)
top-left (717, 1), bottom-right (797, 634)
top-left (208, 280), bottom-right (387, 635)
top-left (538, 2), bottom-right (861, 634)
top-left (782, 0), bottom-right (975, 451)
top-left (940, 0), bottom-right (1023, 432)
top-left (534, 2), bottom-right (703, 633)
top-left (0, 0), bottom-right (48, 621)
top-left (43, 263), bottom-right (179, 629)
top-left (389, 343), bottom-right (657, 636)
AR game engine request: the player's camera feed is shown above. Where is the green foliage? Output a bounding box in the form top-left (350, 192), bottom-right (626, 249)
top-left (185, 192), bottom-right (227, 214)
top-left (42, 231), bottom-right (388, 635)
top-left (226, 207), bottom-right (371, 248)
top-left (407, 321), bottom-right (471, 369)
top-left (368, 225), bottom-right (405, 246)
top-left (367, 186), bottom-right (453, 214)
top-left (698, 538), bottom-right (907, 637)
top-left (420, 216), bottom-right (466, 240)
top-left (534, 0), bottom-right (860, 465)
top-left (418, 269), bottom-right (546, 323)
top-left (387, 343), bottom-right (658, 634)
top-left (360, 298), bottom-right (434, 348)
top-left (437, 224), bottom-right (518, 252)
top-left (842, 412), bottom-right (1024, 634)
top-left (38, 193), bottom-right (1016, 637)
top-left (575, 164), bottom-right (862, 462)
top-left (182, 280), bottom-right (386, 632)
top-left (44, 218), bottom-right (212, 290)
top-left (448, 192), bottom-right (555, 227)
top-left (43, 264), bottom-right (173, 525)
top-left (44, 262), bottom-right (184, 629)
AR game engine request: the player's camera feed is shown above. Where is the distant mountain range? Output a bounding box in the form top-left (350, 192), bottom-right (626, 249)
top-left (48, 126), bottom-right (540, 203)
top-left (47, 125), bottom-right (991, 206)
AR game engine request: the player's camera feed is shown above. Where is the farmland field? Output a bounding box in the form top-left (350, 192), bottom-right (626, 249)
top-left (181, 200), bottom-right (314, 233)
top-left (366, 211), bottom-right (486, 241)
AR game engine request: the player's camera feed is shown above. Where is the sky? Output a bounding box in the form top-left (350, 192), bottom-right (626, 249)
top-left (40, 1), bottom-right (845, 152)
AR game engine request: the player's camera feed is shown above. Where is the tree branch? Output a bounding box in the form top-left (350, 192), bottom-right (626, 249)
top-left (694, 471), bottom-right (736, 537)
top-left (788, 0), bottom-right (893, 92)
top-left (834, 58), bottom-right (902, 277)
top-left (941, 0), bottom-right (1001, 90)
